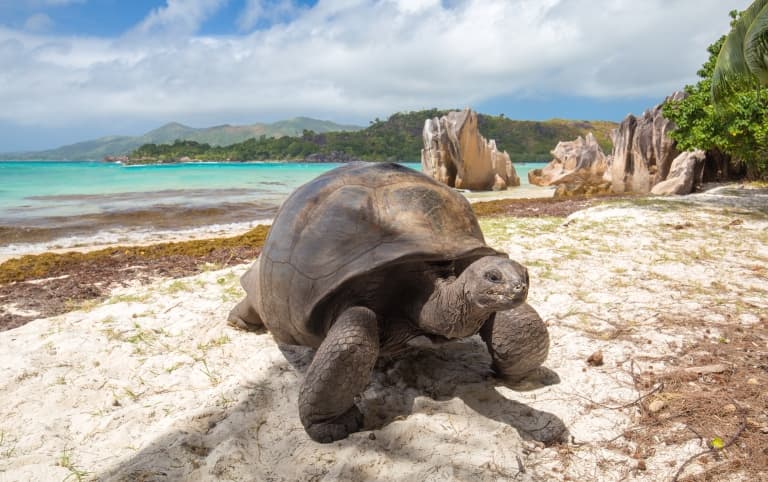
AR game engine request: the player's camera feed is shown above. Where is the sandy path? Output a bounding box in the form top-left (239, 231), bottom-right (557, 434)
top-left (0, 190), bottom-right (766, 481)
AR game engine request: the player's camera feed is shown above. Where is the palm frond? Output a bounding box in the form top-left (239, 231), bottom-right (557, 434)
top-left (712, 0), bottom-right (768, 104)
top-left (744, 5), bottom-right (768, 83)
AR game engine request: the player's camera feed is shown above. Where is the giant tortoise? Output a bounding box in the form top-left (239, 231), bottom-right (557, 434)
top-left (229, 162), bottom-right (549, 443)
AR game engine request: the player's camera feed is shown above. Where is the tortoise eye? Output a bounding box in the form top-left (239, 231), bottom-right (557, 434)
top-left (484, 269), bottom-right (503, 283)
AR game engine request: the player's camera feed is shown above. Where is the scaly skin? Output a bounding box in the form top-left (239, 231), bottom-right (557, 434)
top-left (480, 303), bottom-right (550, 381)
top-left (299, 306), bottom-right (379, 443)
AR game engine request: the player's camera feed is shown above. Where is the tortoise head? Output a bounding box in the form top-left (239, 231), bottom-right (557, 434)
top-left (463, 256), bottom-right (529, 311)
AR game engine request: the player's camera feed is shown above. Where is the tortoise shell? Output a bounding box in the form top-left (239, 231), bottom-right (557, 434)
top-left (254, 162), bottom-right (500, 347)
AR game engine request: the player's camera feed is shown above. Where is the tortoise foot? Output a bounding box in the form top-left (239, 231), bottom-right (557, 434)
top-left (227, 297), bottom-right (265, 332)
top-left (481, 303), bottom-right (549, 381)
top-left (306, 405), bottom-right (364, 443)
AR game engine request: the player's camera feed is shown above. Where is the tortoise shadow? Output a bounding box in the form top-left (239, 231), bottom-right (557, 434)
top-left (278, 336), bottom-right (568, 446)
top-left (97, 337), bottom-right (566, 480)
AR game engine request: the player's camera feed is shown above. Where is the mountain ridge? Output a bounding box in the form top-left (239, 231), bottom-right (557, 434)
top-left (0, 117), bottom-right (364, 160)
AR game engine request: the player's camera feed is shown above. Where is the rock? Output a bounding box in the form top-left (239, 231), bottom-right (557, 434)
top-left (586, 350), bottom-right (604, 366)
top-left (492, 173), bottom-right (507, 191)
top-left (421, 109), bottom-right (520, 191)
top-left (609, 93), bottom-right (746, 194)
top-left (651, 150), bottom-right (707, 195)
top-left (610, 92), bottom-right (685, 194)
top-left (554, 181), bottom-right (612, 198)
top-left (747, 378), bottom-right (759, 385)
top-left (648, 400), bottom-right (666, 413)
top-left (528, 133), bottom-right (609, 187)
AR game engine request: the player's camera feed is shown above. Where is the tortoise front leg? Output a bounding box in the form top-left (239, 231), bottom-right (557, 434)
top-left (299, 306), bottom-right (379, 443)
top-left (480, 303), bottom-right (549, 381)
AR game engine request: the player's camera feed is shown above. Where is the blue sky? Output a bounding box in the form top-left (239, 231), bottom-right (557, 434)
top-left (0, 0), bottom-right (752, 151)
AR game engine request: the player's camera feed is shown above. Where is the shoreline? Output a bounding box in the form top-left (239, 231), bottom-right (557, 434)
top-left (0, 185), bottom-right (554, 263)
top-left (0, 194), bottom-right (602, 331)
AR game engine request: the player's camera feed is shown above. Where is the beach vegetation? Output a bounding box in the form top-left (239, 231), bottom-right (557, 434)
top-left (108, 293), bottom-right (151, 305)
top-left (128, 109), bottom-right (615, 163)
top-left (164, 361), bottom-right (186, 373)
top-left (57, 448), bottom-right (90, 482)
top-left (122, 388), bottom-right (140, 402)
top-left (0, 431), bottom-right (17, 458)
top-left (165, 280), bottom-right (192, 294)
top-left (663, 5), bottom-right (768, 179)
top-left (197, 335), bottom-right (231, 351)
top-left (199, 359), bottom-right (221, 386)
top-left (0, 224), bottom-right (270, 284)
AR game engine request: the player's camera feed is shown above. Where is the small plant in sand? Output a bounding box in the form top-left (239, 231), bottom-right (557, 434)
top-left (57, 448), bottom-right (90, 481)
top-left (216, 393), bottom-right (236, 409)
top-left (108, 292), bottom-right (151, 305)
top-left (165, 280), bottom-right (192, 294)
top-left (63, 298), bottom-right (101, 313)
top-left (164, 361), bottom-right (186, 373)
top-left (199, 359), bottom-right (221, 386)
top-left (43, 341), bottom-right (56, 355)
top-left (123, 388), bottom-right (140, 402)
top-left (220, 283), bottom-right (243, 303)
top-left (0, 430), bottom-right (17, 458)
top-left (190, 335), bottom-right (230, 386)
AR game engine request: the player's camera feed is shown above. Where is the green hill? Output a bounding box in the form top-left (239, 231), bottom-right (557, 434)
top-left (0, 118), bottom-right (363, 160)
top-left (129, 109), bottom-right (616, 163)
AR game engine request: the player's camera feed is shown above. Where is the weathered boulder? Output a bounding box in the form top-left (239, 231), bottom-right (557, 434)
top-left (528, 133), bottom-right (609, 187)
top-left (610, 92), bottom-right (686, 194)
top-left (650, 150), bottom-right (706, 195)
top-left (421, 109), bottom-right (520, 191)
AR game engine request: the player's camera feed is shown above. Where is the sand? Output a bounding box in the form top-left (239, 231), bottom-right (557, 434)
top-left (0, 186), bottom-right (766, 481)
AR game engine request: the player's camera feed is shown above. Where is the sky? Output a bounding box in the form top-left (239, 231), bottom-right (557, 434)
top-left (0, 0), bottom-right (753, 151)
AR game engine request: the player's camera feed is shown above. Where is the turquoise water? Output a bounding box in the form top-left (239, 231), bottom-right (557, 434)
top-left (0, 161), bottom-right (361, 221)
top-left (0, 161), bottom-right (547, 255)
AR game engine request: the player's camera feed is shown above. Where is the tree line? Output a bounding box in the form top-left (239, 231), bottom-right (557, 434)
top-left (128, 109), bottom-right (615, 164)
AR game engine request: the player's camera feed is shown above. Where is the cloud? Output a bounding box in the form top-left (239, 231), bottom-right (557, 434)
top-left (23, 13), bottom-right (53, 32)
top-left (238, 0), bottom-right (301, 31)
top-left (0, 0), bottom-right (754, 130)
top-left (131, 0), bottom-right (227, 36)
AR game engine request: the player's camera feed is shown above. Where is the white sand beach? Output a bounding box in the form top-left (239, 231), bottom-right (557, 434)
top-left (1, 187), bottom-right (766, 481)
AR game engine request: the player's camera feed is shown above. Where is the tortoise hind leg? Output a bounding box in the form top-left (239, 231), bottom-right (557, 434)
top-left (227, 260), bottom-right (266, 331)
top-left (299, 306), bottom-right (379, 443)
top-left (227, 296), bottom-right (265, 331)
top-left (480, 303), bottom-right (549, 381)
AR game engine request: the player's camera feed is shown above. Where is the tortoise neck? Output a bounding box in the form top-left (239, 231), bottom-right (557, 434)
top-left (417, 274), bottom-right (493, 339)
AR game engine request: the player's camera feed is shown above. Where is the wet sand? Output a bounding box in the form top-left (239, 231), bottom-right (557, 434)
top-left (0, 185), bottom-right (554, 262)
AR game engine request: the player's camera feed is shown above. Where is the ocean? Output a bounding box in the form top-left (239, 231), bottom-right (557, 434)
top-left (0, 161), bottom-right (550, 258)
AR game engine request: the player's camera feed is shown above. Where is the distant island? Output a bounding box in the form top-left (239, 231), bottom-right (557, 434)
top-left (0, 117), bottom-right (363, 161)
top-left (120, 109), bottom-right (616, 165)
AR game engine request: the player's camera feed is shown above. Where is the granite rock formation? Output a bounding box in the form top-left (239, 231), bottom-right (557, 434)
top-left (650, 150), bottom-right (706, 195)
top-left (528, 133), bottom-right (610, 188)
top-left (610, 92), bottom-right (686, 194)
top-left (421, 109), bottom-right (519, 191)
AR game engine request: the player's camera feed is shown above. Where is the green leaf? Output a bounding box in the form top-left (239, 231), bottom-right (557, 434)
top-left (745, 4), bottom-right (768, 84)
top-left (712, 0), bottom-right (768, 105)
